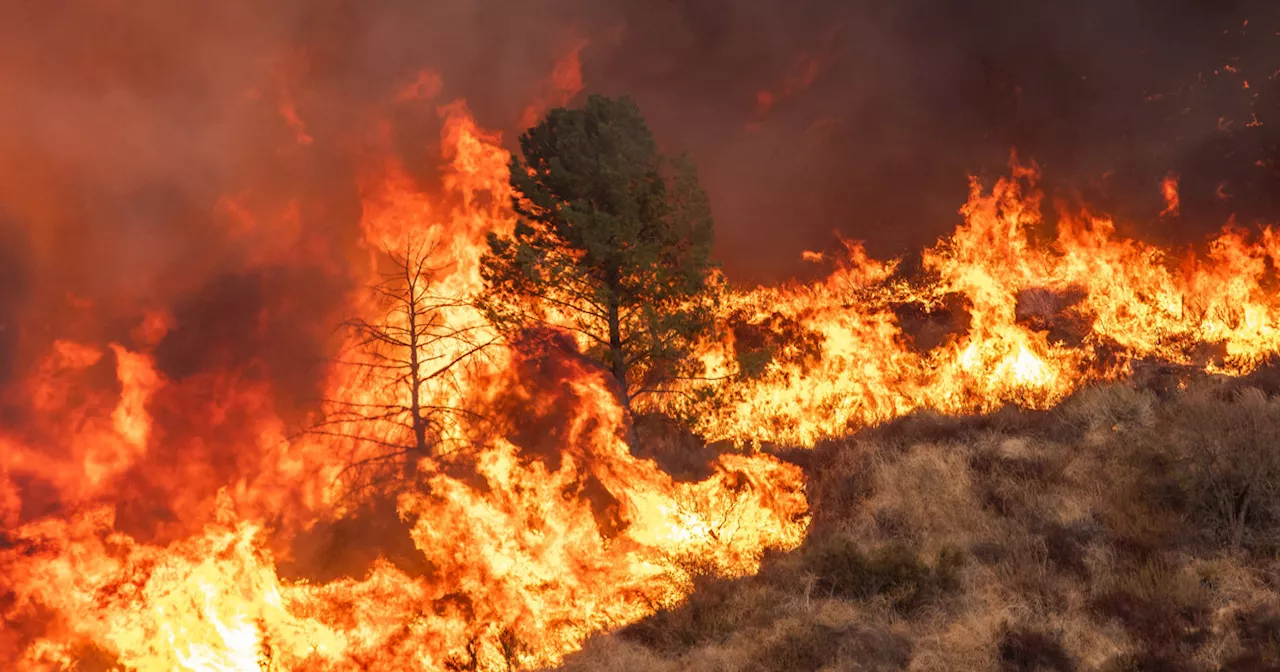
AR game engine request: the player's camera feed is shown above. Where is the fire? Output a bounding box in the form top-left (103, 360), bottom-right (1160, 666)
top-left (2, 335), bottom-right (805, 669)
top-left (518, 38), bottom-right (588, 130)
top-left (750, 32), bottom-right (839, 123)
top-left (7, 42), bottom-right (1280, 672)
top-left (0, 81), bottom-right (806, 670)
top-left (1160, 172), bottom-right (1180, 218)
top-left (278, 100), bottom-right (314, 146)
top-left (397, 70), bottom-right (444, 103)
top-left (673, 159), bottom-right (1280, 446)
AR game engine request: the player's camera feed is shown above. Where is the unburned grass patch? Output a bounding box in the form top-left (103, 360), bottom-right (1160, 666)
top-left (997, 624), bottom-right (1078, 672)
top-left (802, 536), bottom-right (964, 614)
top-left (1224, 604), bottom-right (1280, 670)
top-left (618, 571), bottom-right (782, 655)
top-left (747, 619), bottom-right (913, 672)
top-left (1090, 558), bottom-right (1213, 656)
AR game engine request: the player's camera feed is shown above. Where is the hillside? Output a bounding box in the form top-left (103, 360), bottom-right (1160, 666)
top-left (555, 374), bottom-right (1280, 671)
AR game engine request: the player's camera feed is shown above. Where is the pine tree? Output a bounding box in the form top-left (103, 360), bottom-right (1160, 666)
top-left (480, 95), bottom-right (716, 411)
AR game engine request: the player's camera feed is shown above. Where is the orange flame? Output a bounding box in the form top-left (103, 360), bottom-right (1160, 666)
top-left (0, 84), bottom-right (807, 670)
top-left (672, 160), bottom-right (1280, 446)
top-left (278, 100), bottom-right (314, 146)
top-left (9, 62), bottom-right (1280, 672)
top-left (518, 38), bottom-right (588, 130)
top-left (1160, 171), bottom-right (1180, 218)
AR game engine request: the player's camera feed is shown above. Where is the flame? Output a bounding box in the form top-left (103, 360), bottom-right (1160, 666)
top-left (670, 160), bottom-right (1280, 446)
top-left (749, 31), bottom-right (839, 127)
top-left (397, 70), bottom-right (444, 103)
top-left (518, 38), bottom-right (588, 130)
top-left (1160, 172), bottom-right (1180, 218)
top-left (278, 100), bottom-right (314, 146)
top-left (10, 55), bottom-right (1280, 672)
top-left (0, 80), bottom-right (807, 670)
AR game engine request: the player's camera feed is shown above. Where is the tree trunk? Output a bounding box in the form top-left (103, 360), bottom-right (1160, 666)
top-left (607, 294), bottom-right (629, 412)
top-left (406, 293), bottom-right (429, 480)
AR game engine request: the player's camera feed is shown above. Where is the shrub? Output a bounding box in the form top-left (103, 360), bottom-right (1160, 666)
top-left (1050, 383), bottom-right (1155, 442)
top-left (1039, 520), bottom-right (1096, 579)
top-left (1098, 651), bottom-right (1204, 672)
top-left (554, 636), bottom-right (672, 672)
top-left (1091, 558), bottom-right (1212, 655)
top-left (747, 621), bottom-right (842, 672)
top-left (804, 438), bottom-right (878, 531)
top-left (1164, 387), bottom-right (1280, 552)
top-left (747, 620), bottom-right (913, 672)
top-left (1224, 605), bottom-right (1280, 670)
top-left (1095, 445), bottom-right (1195, 559)
top-left (632, 412), bottom-right (719, 482)
top-left (870, 406), bottom-right (1039, 447)
top-left (804, 537), bottom-right (963, 614)
top-left (619, 571), bottom-right (780, 655)
top-left (969, 450), bottom-right (1065, 486)
top-left (969, 444), bottom-right (1069, 521)
top-left (834, 623), bottom-right (914, 671)
top-left (997, 625), bottom-right (1077, 672)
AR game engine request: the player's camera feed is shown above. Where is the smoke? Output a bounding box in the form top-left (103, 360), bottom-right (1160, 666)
top-left (0, 0), bottom-right (580, 393)
top-left (0, 220), bottom-right (30, 388)
top-left (584, 0), bottom-right (1280, 280)
top-left (2, 0), bottom-right (1278, 384)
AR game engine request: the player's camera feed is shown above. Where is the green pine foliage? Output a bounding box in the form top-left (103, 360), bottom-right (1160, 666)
top-left (480, 95), bottom-right (717, 410)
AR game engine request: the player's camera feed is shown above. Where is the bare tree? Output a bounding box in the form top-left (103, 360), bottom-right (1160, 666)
top-left (312, 241), bottom-right (494, 498)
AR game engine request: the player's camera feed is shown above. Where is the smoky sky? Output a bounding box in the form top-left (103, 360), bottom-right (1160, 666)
top-left (581, 0), bottom-right (1280, 281)
top-left (1, 0), bottom-right (1278, 369)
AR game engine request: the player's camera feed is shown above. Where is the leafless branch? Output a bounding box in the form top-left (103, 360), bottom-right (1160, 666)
top-left (305, 238), bottom-right (494, 503)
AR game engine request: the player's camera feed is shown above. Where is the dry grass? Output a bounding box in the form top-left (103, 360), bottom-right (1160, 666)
top-left (551, 379), bottom-right (1280, 672)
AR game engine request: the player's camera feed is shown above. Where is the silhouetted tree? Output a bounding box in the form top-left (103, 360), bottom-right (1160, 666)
top-left (314, 242), bottom-right (491, 497)
top-left (480, 94), bottom-right (717, 412)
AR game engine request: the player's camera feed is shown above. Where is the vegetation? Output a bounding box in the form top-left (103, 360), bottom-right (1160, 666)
top-left (325, 98), bottom-right (1280, 671)
top-left (480, 94), bottom-right (717, 412)
top-left (552, 376), bottom-right (1280, 671)
top-left (315, 243), bottom-right (491, 497)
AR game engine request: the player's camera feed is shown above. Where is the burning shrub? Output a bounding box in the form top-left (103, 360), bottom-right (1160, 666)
top-left (892, 290), bottom-right (972, 355)
top-left (631, 412), bottom-right (720, 482)
top-left (278, 495), bottom-right (428, 583)
top-left (1014, 286), bottom-right (1090, 346)
top-left (725, 309), bottom-right (825, 380)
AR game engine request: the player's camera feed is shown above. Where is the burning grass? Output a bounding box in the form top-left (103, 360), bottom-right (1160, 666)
top-left (10, 87), bottom-right (1280, 670)
top-left (555, 377), bottom-right (1280, 671)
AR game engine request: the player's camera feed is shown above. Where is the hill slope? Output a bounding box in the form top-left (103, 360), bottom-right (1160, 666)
top-left (556, 378), bottom-right (1280, 671)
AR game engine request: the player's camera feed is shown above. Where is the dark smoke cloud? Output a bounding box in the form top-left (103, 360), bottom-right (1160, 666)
top-left (2, 0), bottom-right (1278, 385)
top-left (0, 0), bottom-right (582, 395)
top-left (583, 0), bottom-right (1280, 281)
